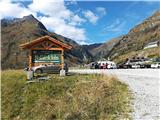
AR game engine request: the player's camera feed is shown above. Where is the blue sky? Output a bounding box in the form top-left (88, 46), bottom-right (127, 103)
top-left (67, 1), bottom-right (160, 43)
top-left (0, 0), bottom-right (160, 44)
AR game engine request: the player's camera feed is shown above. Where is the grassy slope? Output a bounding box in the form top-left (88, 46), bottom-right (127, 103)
top-left (2, 70), bottom-right (132, 120)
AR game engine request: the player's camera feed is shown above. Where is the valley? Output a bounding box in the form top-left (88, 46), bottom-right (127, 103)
top-left (1, 11), bottom-right (160, 69)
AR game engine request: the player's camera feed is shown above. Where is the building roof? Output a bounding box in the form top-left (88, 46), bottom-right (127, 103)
top-left (19, 35), bottom-right (72, 50)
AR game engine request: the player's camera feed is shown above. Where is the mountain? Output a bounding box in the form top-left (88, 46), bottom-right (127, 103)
top-left (2, 11), bottom-right (160, 69)
top-left (81, 43), bottom-right (102, 61)
top-left (91, 10), bottom-right (160, 63)
top-left (90, 36), bottom-right (123, 60)
top-left (82, 43), bottom-right (102, 51)
top-left (1, 15), bottom-right (93, 69)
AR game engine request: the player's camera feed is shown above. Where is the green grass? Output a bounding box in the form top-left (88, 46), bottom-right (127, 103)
top-left (1, 70), bottom-right (132, 120)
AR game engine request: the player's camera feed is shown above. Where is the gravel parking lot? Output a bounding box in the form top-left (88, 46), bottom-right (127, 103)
top-left (69, 69), bottom-right (160, 120)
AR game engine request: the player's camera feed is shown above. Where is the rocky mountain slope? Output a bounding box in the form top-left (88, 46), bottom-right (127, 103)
top-left (108, 11), bottom-right (160, 61)
top-left (90, 36), bottom-right (123, 60)
top-left (91, 10), bottom-right (160, 62)
top-left (1, 11), bottom-right (160, 69)
top-left (1, 15), bottom-right (93, 69)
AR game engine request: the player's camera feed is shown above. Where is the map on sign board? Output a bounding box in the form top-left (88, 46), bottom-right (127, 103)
top-left (32, 50), bottom-right (61, 63)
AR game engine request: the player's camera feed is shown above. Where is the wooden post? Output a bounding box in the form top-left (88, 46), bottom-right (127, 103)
top-left (29, 49), bottom-right (32, 69)
top-left (61, 49), bottom-right (64, 69)
top-left (60, 49), bottom-right (66, 76)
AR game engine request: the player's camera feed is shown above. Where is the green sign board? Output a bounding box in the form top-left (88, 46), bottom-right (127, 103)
top-left (32, 50), bottom-right (61, 63)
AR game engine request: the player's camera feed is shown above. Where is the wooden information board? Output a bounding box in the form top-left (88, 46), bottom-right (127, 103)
top-left (19, 36), bottom-right (72, 69)
top-left (32, 50), bottom-right (61, 63)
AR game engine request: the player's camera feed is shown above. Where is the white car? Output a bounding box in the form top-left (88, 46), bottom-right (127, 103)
top-left (151, 63), bottom-right (160, 68)
top-left (97, 61), bottom-right (117, 69)
top-left (131, 64), bottom-right (141, 69)
top-left (107, 62), bottom-right (117, 69)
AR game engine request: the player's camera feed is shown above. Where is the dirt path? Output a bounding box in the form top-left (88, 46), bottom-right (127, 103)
top-left (69, 69), bottom-right (160, 120)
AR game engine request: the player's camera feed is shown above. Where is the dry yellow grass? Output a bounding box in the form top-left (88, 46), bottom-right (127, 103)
top-left (1, 70), bottom-right (132, 120)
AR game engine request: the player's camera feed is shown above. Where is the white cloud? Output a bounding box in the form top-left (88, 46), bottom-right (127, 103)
top-left (0, 0), bottom-right (87, 44)
top-left (29, 0), bottom-right (87, 43)
top-left (0, 0), bottom-right (36, 19)
top-left (83, 10), bottom-right (99, 24)
top-left (69, 15), bottom-right (86, 26)
top-left (0, 0), bottom-right (107, 44)
top-left (40, 16), bottom-right (86, 43)
top-left (29, 0), bottom-right (71, 19)
top-left (65, 0), bottom-right (77, 6)
top-left (104, 19), bottom-right (126, 32)
top-left (96, 7), bottom-right (106, 16)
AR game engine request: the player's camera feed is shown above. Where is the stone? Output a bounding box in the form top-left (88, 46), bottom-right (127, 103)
top-left (60, 69), bottom-right (66, 76)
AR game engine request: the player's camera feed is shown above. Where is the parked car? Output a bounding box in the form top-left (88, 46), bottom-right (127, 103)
top-left (151, 62), bottom-right (160, 68)
top-left (140, 64), bottom-right (151, 68)
top-left (31, 63), bottom-right (68, 74)
top-left (117, 63), bottom-right (132, 69)
top-left (151, 58), bottom-right (160, 68)
top-left (117, 57), bottom-right (153, 69)
top-left (107, 62), bottom-right (117, 69)
top-left (89, 62), bottom-right (101, 69)
top-left (131, 64), bottom-right (140, 69)
top-left (97, 61), bottom-right (117, 69)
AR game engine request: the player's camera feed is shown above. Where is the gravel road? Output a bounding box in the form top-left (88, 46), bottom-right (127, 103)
top-left (69, 69), bottom-right (160, 120)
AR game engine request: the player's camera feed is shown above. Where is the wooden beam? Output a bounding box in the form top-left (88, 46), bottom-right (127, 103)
top-left (41, 42), bottom-right (47, 48)
top-left (48, 42), bottom-right (59, 48)
top-left (61, 49), bottom-right (64, 69)
top-left (29, 49), bottom-right (32, 69)
top-left (19, 35), bottom-right (72, 50)
top-left (31, 48), bottom-right (63, 51)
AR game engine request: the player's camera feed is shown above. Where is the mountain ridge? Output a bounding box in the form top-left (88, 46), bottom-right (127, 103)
top-left (1, 11), bottom-right (160, 69)
top-left (1, 14), bottom-right (93, 69)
